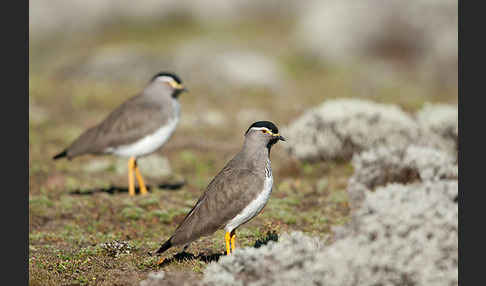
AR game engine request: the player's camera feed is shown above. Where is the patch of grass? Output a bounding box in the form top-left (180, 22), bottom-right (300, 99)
top-left (328, 190), bottom-right (349, 204)
top-left (139, 197), bottom-right (160, 208)
top-left (121, 206), bottom-right (146, 220)
top-left (30, 196), bottom-right (54, 207)
top-left (147, 208), bottom-right (189, 225)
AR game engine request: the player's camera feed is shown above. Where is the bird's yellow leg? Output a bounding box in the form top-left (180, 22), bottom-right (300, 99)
top-left (133, 160), bottom-right (148, 195)
top-left (128, 157), bottom-right (136, 196)
top-left (230, 230), bottom-right (236, 253)
top-left (225, 232), bottom-right (231, 255)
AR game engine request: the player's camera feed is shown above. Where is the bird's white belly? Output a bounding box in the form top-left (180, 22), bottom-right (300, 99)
top-left (108, 118), bottom-right (179, 158)
top-left (225, 174), bottom-right (273, 232)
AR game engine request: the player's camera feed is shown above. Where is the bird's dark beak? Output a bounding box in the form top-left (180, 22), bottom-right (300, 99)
top-left (172, 87), bottom-right (187, 99)
top-left (272, 133), bottom-right (286, 142)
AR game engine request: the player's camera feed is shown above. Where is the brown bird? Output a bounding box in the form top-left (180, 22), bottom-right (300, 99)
top-left (53, 72), bottom-right (187, 196)
top-left (155, 121), bottom-right (285, 260)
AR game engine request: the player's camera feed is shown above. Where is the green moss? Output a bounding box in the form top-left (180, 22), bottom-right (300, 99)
top-left (316, 178), bottom-right (329, 193)
top-left (29, 196), bottom-right (54, 207)
top-left (301, 163), bottom-right (315, 175)
top-left (139, 197), bottom-right (160, 208)
top-left (121, 207), bottom-right (146, 220)
top-left (148, 210), bottom-right (171, 223)
top-left (137, 257), bottom-right (157, 270)
top-left (328, 190), bottom-right (349, 204)
top-left (180, 151), bottom-right (197, 164)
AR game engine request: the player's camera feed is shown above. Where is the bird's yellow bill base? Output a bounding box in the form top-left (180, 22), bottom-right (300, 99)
top-left (128, 157), bottom-right (148, 196)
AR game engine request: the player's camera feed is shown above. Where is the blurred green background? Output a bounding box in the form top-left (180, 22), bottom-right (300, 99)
top-left (29, 1), bottom-right (457, 285)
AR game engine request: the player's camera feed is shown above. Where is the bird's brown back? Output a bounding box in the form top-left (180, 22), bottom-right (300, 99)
top-left (169, 164), bottom-right (264, 246)
top-left (65, 94), bottom-right (174, 158)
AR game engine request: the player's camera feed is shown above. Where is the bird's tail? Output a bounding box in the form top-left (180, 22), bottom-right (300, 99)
top-left (155, 238), bottom-right (173, 254)
top-left (53, 150), bottom-right (67, 160)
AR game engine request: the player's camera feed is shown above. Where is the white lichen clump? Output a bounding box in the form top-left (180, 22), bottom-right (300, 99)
top-left (332, 180), bottom-right (457, 286)
top-left (201, 181), bottom-right (458, 286)
top-left (347, 145), bottom-right (458, 209)
top-left (416, 103), bottom-right (458, 153)
top-left (140, 271), bottom-right (166, 286)
top-left (202, 232), bottom-right (323, 286)
top-left (284, 99), bottom-right (458, 162)
top-left (283, 99), bottom-right (419, 162)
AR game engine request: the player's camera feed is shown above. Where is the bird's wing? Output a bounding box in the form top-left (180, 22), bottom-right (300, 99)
top-left (169, 167), bottom-right (264, 246)
top-left (66, 94), bottom-right (171, 156)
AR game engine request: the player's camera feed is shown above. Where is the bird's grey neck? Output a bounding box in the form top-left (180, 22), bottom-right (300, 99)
top-left (237, 141), bottom-right (271, 176)
top-left (142, 84), bottom-right (180, 119)
top-left (241, 139), bottom-right (270, 157)
top-left (143, 84), bottom-right (175, 102)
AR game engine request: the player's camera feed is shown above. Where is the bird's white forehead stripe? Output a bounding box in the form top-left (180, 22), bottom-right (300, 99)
top-left (155, 76), bottom-right (176, 83)
top-left (250, 127), bottom-right (272, 133)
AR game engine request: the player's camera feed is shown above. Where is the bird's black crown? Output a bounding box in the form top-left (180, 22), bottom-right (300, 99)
top-left (245, 121), bottom-right (279, 135)
top-left (151, 72), bottom-right (182, 84)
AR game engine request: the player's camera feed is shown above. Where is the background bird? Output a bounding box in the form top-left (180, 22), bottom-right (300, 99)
top-left (155, 121), bottom-right (285, 260)
top-left (53, 72), bottom-right (187, 196)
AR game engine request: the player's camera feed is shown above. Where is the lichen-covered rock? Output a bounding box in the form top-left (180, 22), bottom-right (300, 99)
top-left (347, 145), bottom-right (458, 209)
top-left (202, 232), bottom-right (323, 286)
top-left (202, 180), bottom-right (458, 286)
top-left (140, 272), bottom-right (166, 286)
top-left (283, 99), bottom-right (419, 162)
top-left (334, 180), bottom-right (457, 286)
top-left (140, 271), bottom-right (199, 286)
top-left (416, 103), bottom-right (458, 154)
top-left (284, 99), bottom-right (458, 163)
